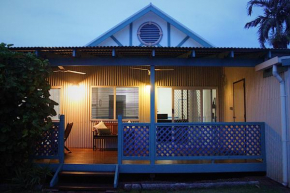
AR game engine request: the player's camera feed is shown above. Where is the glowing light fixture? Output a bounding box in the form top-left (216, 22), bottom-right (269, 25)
top-left (68, 84), bottom-right (85, 101)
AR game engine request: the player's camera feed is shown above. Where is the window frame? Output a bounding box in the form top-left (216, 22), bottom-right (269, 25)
top-left (90, 86), bottom-right (140, 121)
top-left (50, 86), bottom-right (62, 122)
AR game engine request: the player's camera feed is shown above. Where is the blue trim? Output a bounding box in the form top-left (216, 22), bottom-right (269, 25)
top-left (112, 48), bottom-right (116, 57)
top-left (118, 115), bottom-right (122, 165)
top-left (261, 123), bottom-right (266, 163)
top-left (191, 50), bottom-right (196, 57)
top-left (59, 115), bottom-right (65, 163)
top-left (167, 22), bottom-right (171, 47)
top-left (150, 65), bottom-right (155, 165)
top-left (152, 49), bottom-right (155, 57)
top-left (139, 43), bottom-right (143, 46)
top-left (50, 163), bottom-right (63, 187)
top-left (122, 123), bottom-right (150, 126)
top-left (49, 57), bottom-right (263, 67)
top-left (177, 36), bottom-right (190, 47)
top-left (129, 23), bottom-right (133, 46)
top-left (37, 162), bottom-right (266, 174)
top-left (281, 58), bottom-right (290, 66)
top-left (122, 157), bottom-right (150, 161)
top-left (156, 122), bottom-right (265, 126)
top-left (157, 44), bottom-right (162, 47)
top-left (156, 155), bottom-right (263, 160)
top-left (230, 50), bottom-right (234, 58)
top-left (110, 35), bottom-right (123, 46)
top-left (267, 51), bottom-right (272, 59)
top-left (118, 163), bottom-right (266, 173)
top-left (72, 49), bottom-right (77, 57)
top-left (86, 4), bottom-right (212, 47)
top-left (114, 165), bottom-right (119, 188)
top-left (149, 5), bottom-right (212, 47)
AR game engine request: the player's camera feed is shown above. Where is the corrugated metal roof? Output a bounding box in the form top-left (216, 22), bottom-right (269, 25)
top-left (8, 46), bottom-right (290, 50)
top-left (9, 46), bottom-right (290, 59)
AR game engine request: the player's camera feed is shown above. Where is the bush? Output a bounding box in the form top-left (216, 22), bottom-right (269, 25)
top-left (12, 163), bottom-right (52, 189)
top-left (0, 43), bottom-right (57, 187)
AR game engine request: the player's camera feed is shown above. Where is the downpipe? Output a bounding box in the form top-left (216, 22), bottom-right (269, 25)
top-left (272, 64), bottom-right (288, 186)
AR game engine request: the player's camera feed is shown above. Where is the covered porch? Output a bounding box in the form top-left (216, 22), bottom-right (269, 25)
top-left (11, 46), bottom-right (290, 187)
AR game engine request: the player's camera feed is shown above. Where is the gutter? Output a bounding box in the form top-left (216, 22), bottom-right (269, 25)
top-left (272, 64), bottom-right (288, 186)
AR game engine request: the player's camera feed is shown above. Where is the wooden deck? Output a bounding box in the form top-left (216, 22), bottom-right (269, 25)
top-left (35, 148), bottom-right (117, 164)
top-left (64, 148), bottom-right (117, 164)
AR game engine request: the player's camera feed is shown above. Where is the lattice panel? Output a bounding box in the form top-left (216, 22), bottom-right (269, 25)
top-left (219, 125), bottom-right (246, 155)
top-left (188, 90), bottom-right (201, 122)
top-left (34, 125), bottom-right (59, 157)
top-left (174, 90), bottom-right (188, 122)
top-left (246, 125), bottom-right (262, 155)
top-left (156, 124), bottom-right (262, 157)
top-left (123, 125), bottom-right (150, 157)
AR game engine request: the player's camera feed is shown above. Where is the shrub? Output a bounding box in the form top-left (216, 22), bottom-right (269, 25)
top-left (0, 43), bottom-right (57, 187)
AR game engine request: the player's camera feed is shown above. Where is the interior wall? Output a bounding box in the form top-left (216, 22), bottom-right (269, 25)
top-left (223, 67), bottom-right (283, 184)
top-left (48, 66), bottom-right (223, 148)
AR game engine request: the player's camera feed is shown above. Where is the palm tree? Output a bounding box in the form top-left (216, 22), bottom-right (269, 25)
top-left (245, 0), bottom-right (290, 48)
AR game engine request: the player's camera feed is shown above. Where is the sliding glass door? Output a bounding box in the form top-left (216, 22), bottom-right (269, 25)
top-left (157, 87), bottom-right (217, 123)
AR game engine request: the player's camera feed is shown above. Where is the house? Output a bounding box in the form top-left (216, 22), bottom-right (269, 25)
top-left (10, 4), bottom-right (290, 189)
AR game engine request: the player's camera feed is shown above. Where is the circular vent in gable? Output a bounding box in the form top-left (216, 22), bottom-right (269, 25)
top-left (137, 22), bottom-right (163, 46)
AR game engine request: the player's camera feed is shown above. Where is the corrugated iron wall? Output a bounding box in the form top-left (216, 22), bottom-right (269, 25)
top-left (285, 69), bottom-right (290, 187)
top-left (223, 67), bottom-right (283, 184)
top-left (48, 66), bottom-right (224, 148)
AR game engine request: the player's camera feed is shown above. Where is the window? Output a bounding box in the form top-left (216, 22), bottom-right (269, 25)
top-left (91, 87), bottom-right (139, 120)
top-left (157, 87), bottom-right (217, 123)
top-left (92, 87), bottom-right (114, 119)
top-left (49, 88), bottom-right (61, 120)
top-left (116, 88), bottom-right (139, 119)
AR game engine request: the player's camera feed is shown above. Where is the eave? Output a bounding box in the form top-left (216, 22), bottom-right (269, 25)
top-left (9, 46), bottom-right (290, 67)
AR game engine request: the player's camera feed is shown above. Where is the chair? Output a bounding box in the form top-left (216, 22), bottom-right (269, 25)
top-left (64, 122), bottom-right (73, 153)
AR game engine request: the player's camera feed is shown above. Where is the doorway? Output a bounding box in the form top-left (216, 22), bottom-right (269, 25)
top-left (233, 79), bottom-right (246, 122)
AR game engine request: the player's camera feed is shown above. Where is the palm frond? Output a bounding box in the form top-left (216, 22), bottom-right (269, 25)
top-left (245, 0), bottom-right (290, 48)
top-left (247, 0), bottom-right (270, 16)
top-left (244, 16), bottom-right (266, 28)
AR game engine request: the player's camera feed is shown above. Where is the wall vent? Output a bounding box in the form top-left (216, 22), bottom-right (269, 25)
top-left (138, 22), bottom-right (163, 46)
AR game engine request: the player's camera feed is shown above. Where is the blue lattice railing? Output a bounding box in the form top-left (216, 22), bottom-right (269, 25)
top-left (34, 115), bottom-right (65, 163)
top-left (118, 117), bottom-right (265, 164)
top-left (156, 123), bottom-right (264, 159)
top-left (123, 124), bottom-right (150, 157)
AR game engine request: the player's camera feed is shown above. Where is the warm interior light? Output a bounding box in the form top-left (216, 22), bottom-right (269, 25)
top-left (145, 85), bottom-right (151, 90)
top-left (68, 84), bottom-right (85, 101)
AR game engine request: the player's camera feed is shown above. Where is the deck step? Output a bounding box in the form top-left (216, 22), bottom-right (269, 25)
top-left (56, 183), bottom-right (114, 191)
top-left (54, 170), bottom-right (116, 191)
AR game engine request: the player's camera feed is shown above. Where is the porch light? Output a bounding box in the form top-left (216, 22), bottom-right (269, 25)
top-left (145, 84), bottom-right (151, 90)
top-left (68, 84), bottom-right (85, 101)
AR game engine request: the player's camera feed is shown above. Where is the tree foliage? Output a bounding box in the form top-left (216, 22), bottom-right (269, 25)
top-left (245, 0), bottom-right (290, 48)
top-left (0, 43), bottom-right (57, 182)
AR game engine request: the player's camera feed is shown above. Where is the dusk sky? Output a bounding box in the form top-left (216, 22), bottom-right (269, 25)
top-left (0, 0), bottom-right (265, 48)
